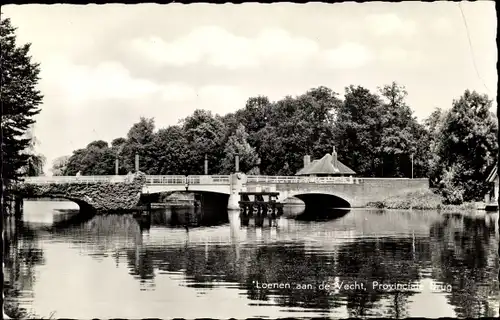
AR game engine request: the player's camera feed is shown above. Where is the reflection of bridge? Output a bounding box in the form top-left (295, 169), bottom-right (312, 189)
top-left (22, 174), bottom-right (429, 210)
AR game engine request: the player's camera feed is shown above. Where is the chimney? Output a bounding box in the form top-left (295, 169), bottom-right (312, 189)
top-left (332, 146), bottom-right (338, 169)
top-left (303, 155), bottom-right (311, 168)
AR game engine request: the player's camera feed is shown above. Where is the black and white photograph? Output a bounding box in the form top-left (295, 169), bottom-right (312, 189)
top-left (2, 1), bottom-right (499, 319)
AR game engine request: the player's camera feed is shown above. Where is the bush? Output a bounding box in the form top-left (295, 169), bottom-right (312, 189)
top-left (372, 188), bottom-right (478, 212)
top-left (380, 189), bottom-right (442, 210)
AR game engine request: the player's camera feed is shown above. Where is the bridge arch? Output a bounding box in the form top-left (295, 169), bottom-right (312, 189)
top-left (18, 194), bottom-right (96, 212)
top-left (142, 185), bottom-right (230, 196)
top-left (280, 190), bottom-right (352, 209)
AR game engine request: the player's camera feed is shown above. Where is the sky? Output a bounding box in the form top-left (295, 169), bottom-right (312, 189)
top-left (2, 2), bottom-right (498, 175)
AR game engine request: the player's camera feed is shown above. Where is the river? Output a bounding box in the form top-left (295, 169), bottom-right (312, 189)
top-left (4, 200), bottom-right (499, 319)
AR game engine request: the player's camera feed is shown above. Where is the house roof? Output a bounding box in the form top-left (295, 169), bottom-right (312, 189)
top-left (295, 153), bottom-right (356, 176)
top-left (486, 165), bottom-right (498, 183)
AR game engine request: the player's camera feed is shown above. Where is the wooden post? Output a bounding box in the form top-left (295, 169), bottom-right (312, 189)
top-left (115, 158), bottom-right (119, 175)
top-left (204, 154), bottom-right (208, 175)
top-left (235, 154), bottom-right (240, 173)
top-left (135, 154), bottom-right (139, 172)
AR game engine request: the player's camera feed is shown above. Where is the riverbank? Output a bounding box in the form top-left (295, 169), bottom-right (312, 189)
top-left (366, 189), bottom-right (479, 212)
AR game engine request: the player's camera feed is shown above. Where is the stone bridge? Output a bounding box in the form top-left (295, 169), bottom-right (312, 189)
top-left (14, 172), bottom-right (146, 213)
top-left (19, 173), bottom-right (429, 212)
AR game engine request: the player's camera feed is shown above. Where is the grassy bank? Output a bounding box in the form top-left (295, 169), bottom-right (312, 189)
top-left (367, 189), bottom-right (477, 212)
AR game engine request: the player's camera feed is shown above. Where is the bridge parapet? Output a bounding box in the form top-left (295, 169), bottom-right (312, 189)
top-left (23, 175), bottom-right (128, 184)
top-left (145, 175), bottom-right (231, 185)
top-left (246, 175), bottom-right (360, 184)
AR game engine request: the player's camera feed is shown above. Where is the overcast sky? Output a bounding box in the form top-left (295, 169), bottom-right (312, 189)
top-left (2, 2), bottom-right (497, 174)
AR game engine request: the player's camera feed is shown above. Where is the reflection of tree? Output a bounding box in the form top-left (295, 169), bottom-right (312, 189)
top-left (7, 206), bottom-right (497, 318)
top-left (429, 213), bottom-right (499, 318)
top-left (126, 234), bottom-right (429, 314)
top-left (4, 217), bottom-right (45, 318)
top-left (121, 211), bottom-right (497, 317)
top-left (149, 206), bottom-right (228, 228)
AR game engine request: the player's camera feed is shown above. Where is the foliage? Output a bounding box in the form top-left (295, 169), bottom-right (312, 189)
top-left (1, 17), bottom-right (43, 182)
top-left (55, 82), bottom-right (496, 206)
top-left (50, 155), bottom-right (70, 176)
top-left (430, 90), bottom-right (498, 203)
top-left (151, 125), bottom-right (189, 175)
top-left (64, 143), bottom-right (116, 175)
top-left (380, 189), bottom-right (443, 210)
top-left (220, 124), bottom-right (259, 174)
top-left (181, 109), bottom-right (227, 175)
top-left (121, 117), bottom-right (156, 174)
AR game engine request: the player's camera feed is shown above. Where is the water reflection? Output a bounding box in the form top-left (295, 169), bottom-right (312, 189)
top-left (4, 200), bottom-right (499, 318)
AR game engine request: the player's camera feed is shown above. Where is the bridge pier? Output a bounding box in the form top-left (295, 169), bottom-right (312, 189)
top-left (228, 173), bottom-right (246, 210)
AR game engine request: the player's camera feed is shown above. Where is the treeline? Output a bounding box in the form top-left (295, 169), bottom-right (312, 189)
top-left (53, 82), bottom-right (498, 204)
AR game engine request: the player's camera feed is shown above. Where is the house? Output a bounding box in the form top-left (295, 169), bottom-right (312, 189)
top-left (485, 165), bottom-right (498, 207)
top-left (296, 147), bottom-right (356, 177)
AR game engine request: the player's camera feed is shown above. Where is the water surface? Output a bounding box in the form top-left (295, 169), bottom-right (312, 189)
top-left (4, 200), bottom-right (499, 318)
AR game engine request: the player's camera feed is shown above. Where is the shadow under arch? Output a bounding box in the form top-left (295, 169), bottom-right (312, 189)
top-left (294, 192), bottom-right (351, 209)
top-left (142, 190), bottom-right (230, 210)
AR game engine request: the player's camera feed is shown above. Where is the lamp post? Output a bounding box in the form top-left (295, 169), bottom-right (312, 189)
top-left (204, 154), bottom-right (208, 175)
top-left (235, 153), bottom-right (240, 173)
top-left (410, 153), bottom-right (414, 179)
top-left (135, 153), bottom-right (140, 172)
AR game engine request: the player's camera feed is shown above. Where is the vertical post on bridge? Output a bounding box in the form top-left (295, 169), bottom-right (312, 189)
top-left (204, 154), bottom-right (208, 175)
top-left (115, 158), bottom-right (119, 175)
top-left (235, 153), bottom-right (240, 173)
top-left (135, 154), bottom-right (139, 172)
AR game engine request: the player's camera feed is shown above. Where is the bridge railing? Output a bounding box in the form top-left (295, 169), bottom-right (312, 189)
top-left (246, 175), bottom-right (358, 184)
top-left (22, 175), bottom-right (126, 184)
top-left (23, 174), bottom-right (360, 185)
top-left (145, 175), bottom-right (231, 185)
top-left (145, 175), bottom-right (186, 184)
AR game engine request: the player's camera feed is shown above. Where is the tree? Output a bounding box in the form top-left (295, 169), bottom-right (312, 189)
top-left (377, 82), bottom-right (429, 177)
top-left (87, 140), bottom-right (108, 149)
top-left (182, 110), bottom-right (227, 174)
top-left (220, 124), bottom-right (259, 174)
top-left (64, 141), bottom-right (116, 175)
top-left (151, 126), bottom-right (189, 175)
top-left (51, 155), bottom-right (70, 176)
top-left (121, 117), bottom-right (157, 173)
top-left (433, 90), bottom-right (498, 203)
top-left (333, 82), bottom-right (429, 178)
top-left (254, 88), bottom-right (340, 175)
top-left (425, 108), bottom-right (449, 186)
top-left (1, 17), bottom-right (43, 181)
top-left (1, 17), bottom-right (43, 214)
top-left (333, 85), bottom-right (384, 176)
top-left (18, 125), bottom-right (46, 176)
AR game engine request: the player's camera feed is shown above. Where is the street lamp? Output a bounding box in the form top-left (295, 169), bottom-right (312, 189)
top-left (411, 153), bottom-right (414, 179)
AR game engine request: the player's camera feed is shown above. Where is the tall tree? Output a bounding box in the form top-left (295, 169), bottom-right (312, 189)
top-left (1, 17), bottom-right (43, 213)
top-left (51, 155), bottom-right (70, 176)
top-left (181, 110), bottom-right (227, 174)
top-left (18, 125), bottom-right (46, 176)
top-left (433, 90), bottom-right (498, 203)
top-left (121, 117), bottom-right (157, 173)
top-left (64, 140), bottom-right (116, 175)
top-left (425, 107), bottom-right (449, 187)
top-left (377, 82), bottom-right (429, 177)
top-left (151, 125), bottom-right (189, 175)
top-left (333, 85), bottom-right (383, 176)
top-left (220, 124), bottom-right (259, 174)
